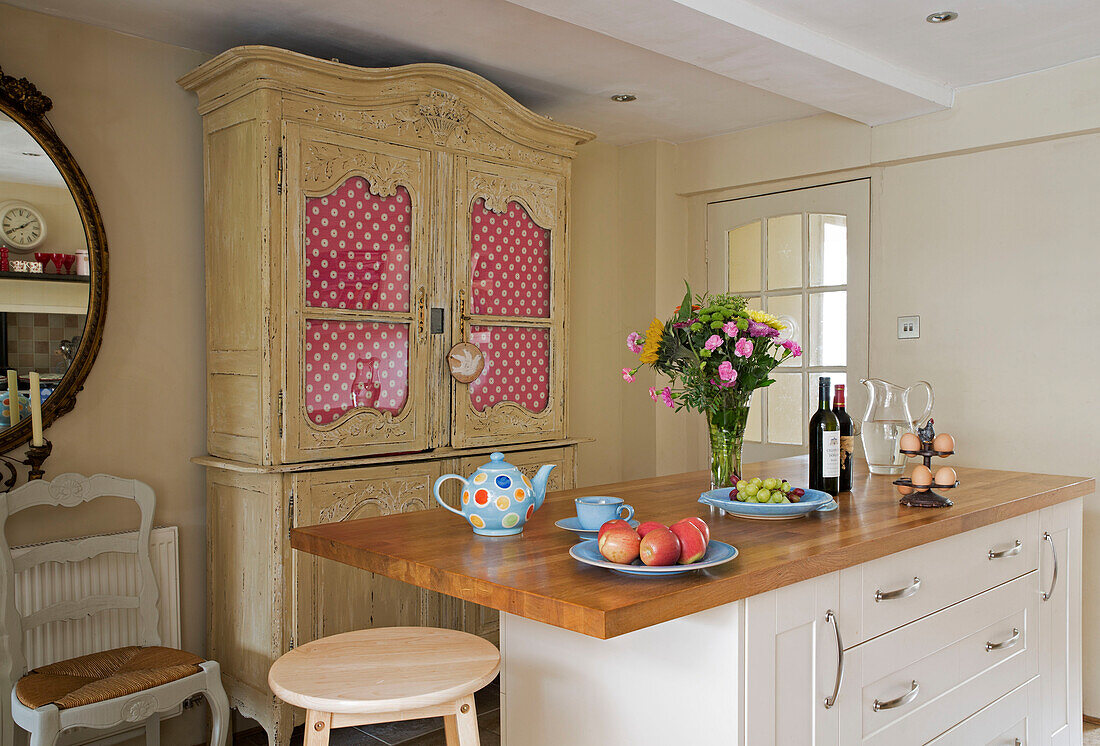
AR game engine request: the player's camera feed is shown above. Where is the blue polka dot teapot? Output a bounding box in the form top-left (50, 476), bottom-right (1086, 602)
top-left (433, 452), bottom-right (556, 536)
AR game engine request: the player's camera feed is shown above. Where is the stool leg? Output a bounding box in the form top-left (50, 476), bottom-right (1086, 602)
top-left (303, 710), bottom-right (332, 746)
top-left (444, 694), bottom-right (480, 746)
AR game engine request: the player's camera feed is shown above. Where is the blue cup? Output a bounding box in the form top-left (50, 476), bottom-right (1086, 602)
top-left (575, 496), bottom-right (635, 531)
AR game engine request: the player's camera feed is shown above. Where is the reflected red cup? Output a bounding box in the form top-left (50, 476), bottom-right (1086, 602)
top-left (33, 252), bottom-right (51, 272)
top-left (59, 254), bottom-right (76, 274)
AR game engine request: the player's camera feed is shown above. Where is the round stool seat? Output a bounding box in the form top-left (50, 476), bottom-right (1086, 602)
top-left (268, 627), bottom-right (500, 715)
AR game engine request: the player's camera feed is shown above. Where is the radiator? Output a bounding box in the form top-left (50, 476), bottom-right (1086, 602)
top-left (10, 526), bottom-right (181, 670)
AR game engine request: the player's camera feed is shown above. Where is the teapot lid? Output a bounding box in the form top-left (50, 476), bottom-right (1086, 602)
top-left (477, 452), bottom-right (517, 473)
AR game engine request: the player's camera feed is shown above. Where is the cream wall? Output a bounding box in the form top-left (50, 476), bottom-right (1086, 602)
top-left (0, 4), bottom-right (210, 741)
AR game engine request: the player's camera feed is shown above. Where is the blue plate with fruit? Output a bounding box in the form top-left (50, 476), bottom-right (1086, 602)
top-left (570, 538), bottom-right (738, 576)
top-left (699, 479), bottom-right (836, 520)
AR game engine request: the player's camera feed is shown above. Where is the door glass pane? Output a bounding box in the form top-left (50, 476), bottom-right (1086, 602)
top-left (767, 214), bottom-right (802, 290)
top-left (727, 221), bottom-right (761, 293)
top-left (305, 319), bottom-right (409, 425)
top-left (810, 372), bottom-right (847, 412)
top-left (746, 296), bottom-right (763, 312)
top-left (810, 214), bottom-right (847, 287)
top-left (468, 325), bottom-right (549, 413)
top-left (809, 291), bottom-right (847, 366)
top-left (305, 179), bottom-right (412, 313)
top-left (470, 199), bottom-right (550, 318)
top-left (767, 373), bottom-right (802, 445)
top-left (766, 294), bottom-right (801, 368)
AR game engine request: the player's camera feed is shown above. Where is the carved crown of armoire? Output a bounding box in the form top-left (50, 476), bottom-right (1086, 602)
top-left (179, 46), bottom-right (593, 744)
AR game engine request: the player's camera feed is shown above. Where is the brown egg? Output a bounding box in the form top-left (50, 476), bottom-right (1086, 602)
top-left (910, 465), bottom-right (933, 488)
top-left (899, 432), bottom-right (921, 453)
top-left (934, 467), bottom-right (957, 487)
top-left (933, 433), bottom-right (955, 455)
top-left (896, 483), bottom-right (914, 496)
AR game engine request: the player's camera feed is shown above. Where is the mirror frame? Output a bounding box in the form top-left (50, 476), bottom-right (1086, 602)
top-left (0, 65), bottom-right (108, 455)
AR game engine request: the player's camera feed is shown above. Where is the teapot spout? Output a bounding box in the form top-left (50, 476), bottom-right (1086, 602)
top-left (531, 463), bottom-right (557, 511)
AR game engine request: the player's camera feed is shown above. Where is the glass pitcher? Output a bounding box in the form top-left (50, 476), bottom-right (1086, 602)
top-left (859, 379), bottom-right (934, 475)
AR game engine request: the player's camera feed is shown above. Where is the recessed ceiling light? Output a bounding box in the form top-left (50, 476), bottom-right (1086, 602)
top-left (610, 93), bottom-right (637, 102)
top-left (926, 11), bottom-right (958, 23)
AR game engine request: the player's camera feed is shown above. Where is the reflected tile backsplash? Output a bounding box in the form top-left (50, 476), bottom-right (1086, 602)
top-left (4, 312), bottom-right (86, 376)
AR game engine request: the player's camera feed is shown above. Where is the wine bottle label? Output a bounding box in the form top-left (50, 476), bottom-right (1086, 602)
top-left (839, 436), bottom-right (854, 469)
top-left (822, 432), bottom-right (840, 478)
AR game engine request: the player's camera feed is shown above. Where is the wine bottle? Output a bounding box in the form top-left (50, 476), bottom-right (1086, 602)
top-left (809, 377), bottom-right (840, 495)
top-left (833, 384), bottom-right (854, 492)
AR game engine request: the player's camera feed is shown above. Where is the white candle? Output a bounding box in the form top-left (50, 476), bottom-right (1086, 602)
top-left (28, 372), bottom-right (43, 446)
top-left (6, 369), bottom-right (18, 425)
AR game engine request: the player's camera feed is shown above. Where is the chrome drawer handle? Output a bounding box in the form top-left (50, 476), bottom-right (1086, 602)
top-left (988, 539), bottom-right (1022, 560)
top-left (873, 680), bottom-right (919, 712)
top-left (823, 610), bottom-right (844, 709)
top-left (875, 577), bottom-right (920, 602)
top-left (986, 627), bottom-right (1020, 652)
top-left (1042, 532), bottom-right (1058, 601)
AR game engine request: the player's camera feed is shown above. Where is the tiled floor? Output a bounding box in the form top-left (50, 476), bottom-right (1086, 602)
top-left (235, 682), bottom-right (500, 746)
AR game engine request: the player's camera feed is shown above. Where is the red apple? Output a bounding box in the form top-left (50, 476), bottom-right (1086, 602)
top-left (670, 521), bottom-right (706, 564)
top-left (597, 519), bottom-right (635, 542)
top-left (639, 527), bottom-right (681, 566)
top-left (636, 521), bottom-right (667, 538)
top-left (598, 526), bottom-right (641, 564)
top-left (676, 517), bottom-right (710, 547)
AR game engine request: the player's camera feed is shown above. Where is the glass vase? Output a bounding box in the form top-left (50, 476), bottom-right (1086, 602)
top-left (707, 398), bottom-right (752, 490)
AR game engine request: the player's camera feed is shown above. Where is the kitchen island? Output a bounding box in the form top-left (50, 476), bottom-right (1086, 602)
top-left (291, 457), bottom-right (1092, 745)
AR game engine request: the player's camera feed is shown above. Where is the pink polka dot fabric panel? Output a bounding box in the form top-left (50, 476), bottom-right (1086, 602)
top-left (305, 319), bottom-right (409, 425)
top-left (469, 198), bottom-right (550, 318)
top-left (468, 325), bottom-right (549, 413)
top-left (305, 179), bottom-right (411, 313)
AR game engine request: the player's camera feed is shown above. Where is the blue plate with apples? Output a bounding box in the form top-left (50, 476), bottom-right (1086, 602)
top-left (570, 539), bottom-right (739, 577)
top-left (698, 485), bottom-right (837, 520)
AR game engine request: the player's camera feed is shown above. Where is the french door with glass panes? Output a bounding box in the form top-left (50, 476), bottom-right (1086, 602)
top-left (706, 180), bottom-right (869, 460)
top-left (282, 124), bottom-right (433, 461)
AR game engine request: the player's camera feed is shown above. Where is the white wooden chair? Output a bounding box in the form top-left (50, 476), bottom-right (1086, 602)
top-left (0, 473), bottom-right (229, 746)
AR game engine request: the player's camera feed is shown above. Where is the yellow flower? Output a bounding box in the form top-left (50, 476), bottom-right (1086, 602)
top-left (747, 309), bottom-right (786, 330)
top-left (639, 318), bottom-right (664, 364)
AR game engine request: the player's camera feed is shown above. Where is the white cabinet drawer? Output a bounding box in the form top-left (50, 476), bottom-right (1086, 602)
top-left (838, 571), bottom-right (1039, 746)
top-left (840, 512), bottom-right (1037, 644)
top-left (924, 676), bottom-right (1039, 746)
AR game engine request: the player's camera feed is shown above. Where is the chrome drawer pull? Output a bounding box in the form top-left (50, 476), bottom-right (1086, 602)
top-left (1042, 532), bottom-right (1058, 601)
top-left (988, 539), bottom-right (1022, 560)
top-left (823, 610), bottom-right (844, 709)
top-left (873, 680), bottom-right (919, 712)
top-left (875, 576), bottom-right (921, 602)
top-left (986, 627), bottom-right (1020, 652)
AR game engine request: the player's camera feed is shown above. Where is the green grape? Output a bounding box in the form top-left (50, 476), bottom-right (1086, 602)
top-left (751, 477), bottom-right (763, 485)
top-left (781, 496), bottom-right (790, 503)
top-left (780, 482), bottom-right (792, 493)
top-left (736, 481), bottom-right (749, 491)
top-left (745, 495), bottom-right (758, 503)
top-left (741, 484), bottom-right (759, 497)
top-left (737, 491), bottom-right (748, 502)
top-left (770, 493), bottom-right (784, 504)
top-left (763, 478), bottom-right (779, 490)
top-left (757, 489), bottom-right (772, 502)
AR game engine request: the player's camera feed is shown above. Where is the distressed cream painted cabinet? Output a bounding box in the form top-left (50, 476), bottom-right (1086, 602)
top-left (181, 47), bottom-right (591, 745)
top-left (181, 46), bottom-right (591, 466)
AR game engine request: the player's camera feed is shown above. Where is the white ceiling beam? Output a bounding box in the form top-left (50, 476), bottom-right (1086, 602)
top-left (506, 0), bottom-right (954, 124)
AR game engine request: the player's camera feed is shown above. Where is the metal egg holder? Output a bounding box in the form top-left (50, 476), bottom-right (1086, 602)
top-left (893, 443), bottom-right (958, 509)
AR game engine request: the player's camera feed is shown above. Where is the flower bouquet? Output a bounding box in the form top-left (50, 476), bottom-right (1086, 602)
top-left (624, 283), bottom-right (801, 489)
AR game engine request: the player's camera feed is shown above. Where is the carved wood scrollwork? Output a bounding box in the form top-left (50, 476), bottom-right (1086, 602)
top-left (303, 143), bottom-right (413, 198)
top-left (469, 174), bottom-right (555, 228)
top-left (319, 478), bottom-right (429, 523)
top-left (307, 408), bottom-right (411, 447)
top-left (466, 400), bottom-right (553, 437)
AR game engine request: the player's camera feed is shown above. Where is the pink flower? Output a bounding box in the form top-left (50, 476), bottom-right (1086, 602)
top-left (661, 387), bottom-right (675, 408)
top-left (704, 334), bottom-right (722, 351)
top-left (718, 361), bottom-right (737, 384)
top-left (734, 338), bottom-right (753, 358)
top-left (748, 321), bottom-right (771, 337)
top-left (627, 332), bottom-right (643, 354)
top-left (782, 339), bottom-right (802, 357)
top-left (649, 386), bottom-right (659, 402)
top-left (722, 321), bottom-right (739, 337)
top-left (622, 368), bottom-right (635, 382)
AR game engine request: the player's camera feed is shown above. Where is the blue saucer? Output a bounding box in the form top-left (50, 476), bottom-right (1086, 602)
top-left (699, 487), bottom-right (837, 519)
top-left (555, 516), bottom-right (639, 539)
top-left (569, 539), bottom-right (738, 576)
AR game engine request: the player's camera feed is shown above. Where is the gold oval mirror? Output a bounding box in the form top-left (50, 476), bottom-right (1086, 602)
top-left (0, 66), bottom-right (107, 455)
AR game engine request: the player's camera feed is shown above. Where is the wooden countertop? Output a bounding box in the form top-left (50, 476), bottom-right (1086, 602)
top-left (290, 456), bottom-right (1093, 639)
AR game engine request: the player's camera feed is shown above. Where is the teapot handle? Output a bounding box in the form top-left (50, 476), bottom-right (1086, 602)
top-left (907, 381), bottom-right (935, 427)
top-left (433, 474), bottom-right (470, 520)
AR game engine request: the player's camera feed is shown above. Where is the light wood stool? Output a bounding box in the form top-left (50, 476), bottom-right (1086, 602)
top-left (268, 627), bottom-right (501, 746)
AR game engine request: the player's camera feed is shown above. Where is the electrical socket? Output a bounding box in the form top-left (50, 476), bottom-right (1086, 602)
top-left (898, 316), bottom-right (920, 339)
